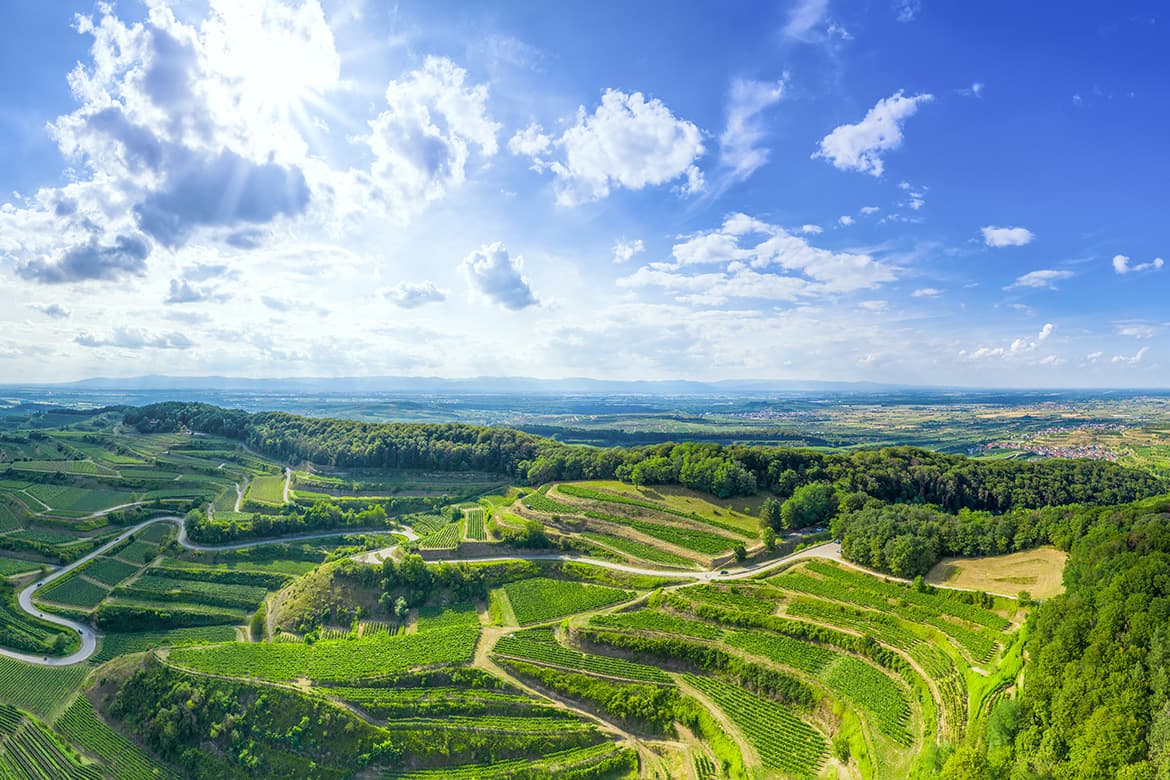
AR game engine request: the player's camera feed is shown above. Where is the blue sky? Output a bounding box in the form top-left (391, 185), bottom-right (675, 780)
top-left (0, 0), bottom-right (1167, 386)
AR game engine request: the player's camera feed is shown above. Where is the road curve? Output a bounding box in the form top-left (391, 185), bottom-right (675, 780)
top-left (0, 516), bottom-right (424, 666)
top-left (3, 516), bottom-right (840, 667)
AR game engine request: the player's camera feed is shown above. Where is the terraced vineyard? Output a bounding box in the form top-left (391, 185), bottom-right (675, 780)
top-left (0, 703), bottom-right (102, 780)
top-left (0, 404), bottom-right (1055, 779)
top-left (464, 507), bottom-right (487, 540)
top-left (684, 674), bottom-right (828, 776)
top-left (91, 625), bottom-right (239, 663)
top-left (168, 625), bottom-right (480, 682)
top-left (518, 483), bottom-right (753, 562)
top-left (0, 657), bottom-right (89, 720)
top-left (580, 531), bottom-right (697, 568)
top-left (418, 521), bottom-right (462, 550)
top-left (54, 695), bottom-right (179, 780)
top-left (246, 474), bottom-right (287, 506)
top-left (416, 604), bottom-right (480, 631)
top-left (497, 577), bottom-right (633, 625)
top-left (494, 628), bottom-right (672, 683)
top-left (382, 743), bottom-right (637, 779)
top-left (37, 574), bottom-right (110, 609)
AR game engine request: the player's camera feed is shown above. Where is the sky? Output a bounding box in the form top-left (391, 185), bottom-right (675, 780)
top-left (0, 0), bottom-right (1167, 387)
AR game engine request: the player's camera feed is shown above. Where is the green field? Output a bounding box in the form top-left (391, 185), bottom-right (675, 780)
top-left (168, 626), bottom-right (480, 682)
top-left (0, 399), bottom-right (1153, 778)
top-left (497, 577), bottom-right (633, 625)
top-left (247, 474), bottom-right (287, 505)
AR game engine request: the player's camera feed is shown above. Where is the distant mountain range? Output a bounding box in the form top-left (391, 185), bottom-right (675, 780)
top-left (31, 374), bottom-right (917, 396)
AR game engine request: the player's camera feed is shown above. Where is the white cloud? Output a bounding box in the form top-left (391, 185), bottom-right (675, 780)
top-left (678, 165), bottom-right (706, 196)
top-left (1116, 323), bottom-right (1156, 340)
top-left (813, 91), bottom-right (933, 176)
top-left (784, 0), bottom-right (830, 40)
top-left (1112, 254), bottom-right (1164, 274)
top-left (1112, 347), bottom-right (1150, 365)
top-left (612, 239), bottom-right (645, 264)
top-left (911, 287), bottom-right (940, 297)
top-left (962, 324), bottom-right (1057, 362)
top-left (859, 206), bottom-right (880, 215)
top-left (364, 56), bottom-right (500, 219)
top-left (1006, 269), bottom-right (1075, 290)
top-left (460, 242), bottom-right (538, 310)
top-left (718, 77), bottom-right (785, 182)
top-left (798, 224), bottom-right (823, 235)
top-left (619, 212), bottom-right (896, 303)
top-left (165, 278), bottom-right (229, 304)
top-left (838, 215), bottom-right (854, 226)
top-left (383, 281), bottom-right (447, 308)
top-left (30, 303), bottom-right (71, 319)
top-left (982, 226), bottom-right (1035, 247)
top-left (507, 122), bottom-right (552, 158)
top-left (894, 0), bottom-right (922, 22)
top-left (75, 327), bottom-right (194, 350)
top-left (899, 181), bottom-right (927, 210)
top-left (0, 2), bottom-right (356, 282)
top-left (512, 89), bottom-right (704, 206)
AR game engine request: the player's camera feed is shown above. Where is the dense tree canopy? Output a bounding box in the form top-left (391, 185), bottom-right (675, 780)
top-left (125, 402), bottom-right (1163, 513)
top-left (1003, 498), bottom-right (1170, 778)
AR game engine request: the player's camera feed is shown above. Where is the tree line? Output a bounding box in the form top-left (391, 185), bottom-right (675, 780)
top-left (124, 402), bottom-right (1163, 512)
top-left (947, 496), bottom-right (1170, 778)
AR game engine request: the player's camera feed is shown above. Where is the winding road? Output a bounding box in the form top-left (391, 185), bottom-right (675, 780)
top-left (0, 517), bottom-right (426, 666)
top-left (2, 512), bottom-right (842, 668)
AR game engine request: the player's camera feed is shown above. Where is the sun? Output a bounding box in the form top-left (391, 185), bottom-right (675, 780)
top-left (204, 1), bottom-right (341, 126)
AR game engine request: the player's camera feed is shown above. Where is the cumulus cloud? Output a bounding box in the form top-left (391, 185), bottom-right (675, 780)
top-left (718, 78), bottom-right (785, 183)
top-left (612, 239), bottom-right (645, 264)
top-left (30, 303), bottom-right (71, 319)
top-left (982, 226), bottom-right (1035, 247)
top-left (911, 287), bottom-right (940, 297)
top-left (798, 225), bottom-right (823, 235)
top-left (165, 278), bottom-right (228, 304)
top-left (961, 325), bottom-right (1056, 362)
top-left (1112, 254), bottom-right (1164, 274)
top-left (1112, 347), bottom-right (1150, 365)
top-left (618, 212), bottom-right (896, 304)
top-left (507, 123), bottom-right (552, 158)
top-left (364, 56), bottom-right (500, 217)
top-left (859, 206), bottom-right (880, 215)
top-left (1006, 269), bottom-right (1075, 290)
top-left (17, 234), bottom-right (151, 284)
top-left (383, 280), bottom-right (448, 308)
top-left (75, 327), bottom-right (193, 350)
top-left (2, 2), bottom-right (343, 283)
top-left (135, 149), bottom-right (310, 246)
top-left (814, 91), bottom-right (933, 176)
top-left (460, 242), bottom-right (538, 309)
top-left (509, 89), bottom-right (704, 205)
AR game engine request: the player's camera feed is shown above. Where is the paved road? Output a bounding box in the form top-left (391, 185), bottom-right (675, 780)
top-left (2, 517), bottom-right (182, 666)
top-left (0, 516), bottom-right (425, 666)
top-left (1, 519), bottom-right (851, 668)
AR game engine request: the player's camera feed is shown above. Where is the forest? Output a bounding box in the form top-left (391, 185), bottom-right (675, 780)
top-left (124, 402), bottom-right (1162, 510)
